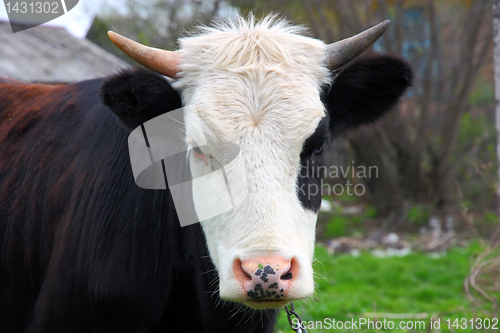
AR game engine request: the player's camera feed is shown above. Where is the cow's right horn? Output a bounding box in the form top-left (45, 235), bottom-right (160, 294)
top-left (108, 31), bottom-right (180, 78)
top-left (325, 20), bottom-right (390, 70)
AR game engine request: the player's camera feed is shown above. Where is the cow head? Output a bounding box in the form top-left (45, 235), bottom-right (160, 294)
top-left (101, 16), bottom-right (412, 309)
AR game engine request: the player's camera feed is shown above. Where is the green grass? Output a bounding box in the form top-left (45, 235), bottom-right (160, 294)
top-left (274, 243), bottom-right (495, 332)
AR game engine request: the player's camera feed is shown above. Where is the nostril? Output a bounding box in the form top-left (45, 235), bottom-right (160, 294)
top-left (242, 269), bottom-right (252, 281)
top-left (233, 259), bottom-right (252, 281)
top-left (280, 257), bottom-right (297, 281)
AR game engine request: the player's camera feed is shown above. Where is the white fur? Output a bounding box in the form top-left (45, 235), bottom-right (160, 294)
top-left (173, 15), bottom-right (332, 308)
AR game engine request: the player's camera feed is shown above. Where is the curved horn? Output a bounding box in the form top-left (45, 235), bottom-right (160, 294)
top-left (325, 20), bottom-right (390, 70)
top-left (108, 31), bottom-right (180, 78)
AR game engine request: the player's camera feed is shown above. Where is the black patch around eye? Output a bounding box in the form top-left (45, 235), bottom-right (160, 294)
top-left (300, 118), bottom-right (329, 158)
top-left (297, 117), bottom-right (329, 212)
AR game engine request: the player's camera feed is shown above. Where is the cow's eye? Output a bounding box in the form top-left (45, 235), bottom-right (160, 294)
top-left (191, 145), bottom-right (207, 164)
top-left (313, 146), bottom-right (323, 155)
top-left (193, 145), bottom-right (204, 156)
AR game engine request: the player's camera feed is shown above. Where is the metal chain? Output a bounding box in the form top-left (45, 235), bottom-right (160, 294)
top-left (284, 302), bottom-right (308, 333)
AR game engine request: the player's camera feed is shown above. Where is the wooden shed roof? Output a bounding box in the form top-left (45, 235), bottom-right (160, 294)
top-left (0, 21), bottom-right (130, 82)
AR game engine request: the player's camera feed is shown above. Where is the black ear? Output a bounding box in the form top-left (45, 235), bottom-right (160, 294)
top-left (323, 55), bottom-right (413, 136)
top-left (100, 69), bottom-right (182, 129)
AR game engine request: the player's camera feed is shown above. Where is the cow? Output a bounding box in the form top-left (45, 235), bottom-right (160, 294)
top-left (0, 15), bottom-right (412, 332)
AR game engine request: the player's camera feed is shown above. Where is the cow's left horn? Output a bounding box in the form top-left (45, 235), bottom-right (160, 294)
top-left (108, 31), bottom-right (180, 78)
top-left (325, 20), bottom-right (390, 70)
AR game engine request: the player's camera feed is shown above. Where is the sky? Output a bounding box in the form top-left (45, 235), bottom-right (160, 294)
top-left (0, 0), bottom-right (118, 38)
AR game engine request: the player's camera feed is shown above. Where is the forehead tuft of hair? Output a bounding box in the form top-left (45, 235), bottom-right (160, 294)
top-left (173, 14), bottom-right (330, 144)
top-left (176, 14), bottom-right (327, 75)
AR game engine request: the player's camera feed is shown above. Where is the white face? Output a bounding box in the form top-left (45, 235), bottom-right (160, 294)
top-left (173, 17), bottom-right (331, 309)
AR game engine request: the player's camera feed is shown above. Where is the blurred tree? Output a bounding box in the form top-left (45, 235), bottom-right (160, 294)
top-left (87, 0), bottom-right (234, 53)
top-left (86, 17), bottom-right (134, 64)
top-left (494, 0), bottom-right (500, 205)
